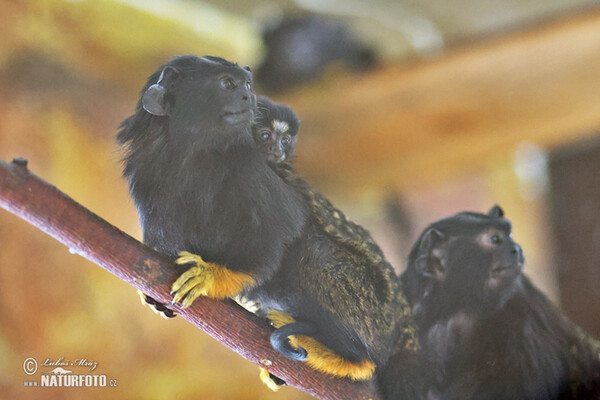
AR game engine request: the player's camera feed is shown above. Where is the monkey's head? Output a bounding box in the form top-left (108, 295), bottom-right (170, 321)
top-left (403, 205), bottom-right (525, 314)
top-left (132, 55), bottom-right (256, 150)
top-left (253, 96), bottom-right (300, 163)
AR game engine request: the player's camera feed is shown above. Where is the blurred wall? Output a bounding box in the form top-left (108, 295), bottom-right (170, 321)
top-left (0, 1), bottom-right (306, 399)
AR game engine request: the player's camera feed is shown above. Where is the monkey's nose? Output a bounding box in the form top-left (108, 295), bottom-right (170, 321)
top-left (242, 91), bottom-right (255, 103)
top-left (268, 145), bottom-right (281, 154)
top-left (512, 244), bottom-right (525, 263)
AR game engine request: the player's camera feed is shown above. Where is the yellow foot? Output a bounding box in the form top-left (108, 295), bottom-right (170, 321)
top-left (137, 290), bottom-right (176, 319)
top-left (265, 309), bottom-right (375, 381)
top-left (259, 368), bottom-right (286, 392)
top-left (171, 251), bottom-right (255, 307)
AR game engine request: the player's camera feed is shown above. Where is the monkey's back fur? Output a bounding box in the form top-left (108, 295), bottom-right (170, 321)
top-left (261, 162), bottom-right (419, 388)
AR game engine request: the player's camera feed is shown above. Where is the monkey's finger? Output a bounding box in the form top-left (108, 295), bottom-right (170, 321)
top-left (259, 368), bottom-right (285, 392)
top-left (171, 283), bottom-right (194, 305)
top-left (138, 290), bottom-right (150, 306)
top-left (171, 266), bottom-right (205, 293)
top-left (266, 309), bottom-right (296, 328)
top-left (137, 290), bottom-right (177, 318)
top-left (176, 251), bottom-right (206, 266)
top-left (171, 274), bottom-right (215, 305)
top-left (152, 302), bottom-right (177, 318)
top-left (180, 285), bottom-right (208, 308)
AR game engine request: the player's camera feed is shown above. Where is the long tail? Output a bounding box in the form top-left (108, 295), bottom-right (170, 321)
top-left (270, 321), bottom-right (317, 361)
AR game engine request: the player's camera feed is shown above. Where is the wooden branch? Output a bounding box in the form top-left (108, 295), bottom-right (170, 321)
top-left (0, 157), bottom-right (378, 400)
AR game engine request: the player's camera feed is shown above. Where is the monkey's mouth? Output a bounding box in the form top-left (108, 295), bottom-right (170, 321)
top-left (267, 153), bottom-right (286, 163)
top-left (222, 108), bottom-right (253, 125)
top-left (491, 263), bottom-right (522, 278)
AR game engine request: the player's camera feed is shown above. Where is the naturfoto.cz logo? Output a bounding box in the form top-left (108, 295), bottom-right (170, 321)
top-left (22, 357), bottom-right (117, 388)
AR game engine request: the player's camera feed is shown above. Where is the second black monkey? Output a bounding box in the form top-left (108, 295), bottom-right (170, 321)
top-left (400, 206), bottom-right (600, 400)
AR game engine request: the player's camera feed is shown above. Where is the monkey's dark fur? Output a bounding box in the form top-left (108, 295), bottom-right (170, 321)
top-left (252, 97), bottom-right (419, 393)
top-left (400, 206), bottom-right (600, 400)
top-left (118, 55), bottom-right (306, 291)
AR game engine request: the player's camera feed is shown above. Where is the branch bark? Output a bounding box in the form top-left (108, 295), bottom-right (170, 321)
top-left (0, 157), bottom-right (378, 400)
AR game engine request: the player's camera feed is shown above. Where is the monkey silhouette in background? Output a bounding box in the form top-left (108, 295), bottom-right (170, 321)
top-left (252, 97), bottom-right (420, 397)
top-left (118, 57), bottom-right (417, 390)
top-left (400, 206), bottom-right (600, 400)
top-left (256, 16), bottom-right (376, 93)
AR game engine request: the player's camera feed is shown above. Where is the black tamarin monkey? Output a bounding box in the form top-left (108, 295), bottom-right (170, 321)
top-left (118, 57), bottom-right (417, 386)
top-left (256, 16), bottom-right (376, 93)
top-left (118, 55), bottom-right (307, 307)
top-left (251, 97), bottom-right (419, 395)
top-left (400, 206), bottom-right (600, 400)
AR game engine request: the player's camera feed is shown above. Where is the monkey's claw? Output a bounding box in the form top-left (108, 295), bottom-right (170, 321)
top-left (171, 252), bottom-right (216, 307)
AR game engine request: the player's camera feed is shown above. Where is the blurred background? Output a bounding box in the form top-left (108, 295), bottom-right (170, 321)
top-left (1, 0), bottom-right (599, 399)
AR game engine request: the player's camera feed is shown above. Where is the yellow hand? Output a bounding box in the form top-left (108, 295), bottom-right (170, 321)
top-left (171, 251), bottom-right (255, 307)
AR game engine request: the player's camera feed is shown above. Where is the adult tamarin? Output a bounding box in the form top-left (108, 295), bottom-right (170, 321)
top-left (118, 55), bottom-right (307, 306)
top-left (401, 206), bottom-right (600, 400)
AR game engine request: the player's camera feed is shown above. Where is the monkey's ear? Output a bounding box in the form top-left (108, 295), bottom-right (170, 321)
top-left (414, 228), bottom-right (445, 279)
top-left (142, 66), bottom-right (179, 116)
top-left (488, 205), bottom-right (504, 218)
top-left (243, 65), bottom-right (252, 73)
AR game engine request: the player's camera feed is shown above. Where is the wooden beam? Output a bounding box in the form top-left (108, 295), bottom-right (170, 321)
top-left (284, 10), bottom-right (600, 194)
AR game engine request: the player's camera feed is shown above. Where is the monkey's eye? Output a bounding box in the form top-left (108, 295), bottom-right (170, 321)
top-left (220, 77), bottom-right (236, 90)
top-left (261, 132), bottom-right (270, 140)
top-left (245, 81), bottom-right (252, 90)
top-left (281, 136), bottom-right (291, 146)
top-left (489, 234), bottom-right (503, 245)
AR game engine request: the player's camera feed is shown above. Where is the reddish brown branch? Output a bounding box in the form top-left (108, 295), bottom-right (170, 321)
top-left (0, 158), bottom-right (378, 400)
